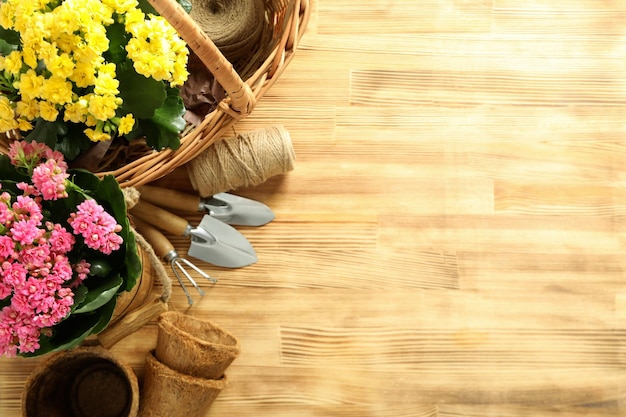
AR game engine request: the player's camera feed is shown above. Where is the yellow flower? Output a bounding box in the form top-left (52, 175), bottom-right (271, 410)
top-left (17, 70), bottom-right (44, 101)
top-left (84, 127), bottom-right (111, 142)
top-left (70, 62), bottom-right (97, 88)
top-left (64, 101), bottom-right (89, 124)
top-left (0, 96), bottom-right (15, 120)
top-left (17, 118), bottom-right (33, 131)
top-left (93, 72), bottom-right (120, 96)
top-left (16, 99), bottom-right (40, 120)
top-left (4, 51), bottom-right (23, 75)
top-left (51, 5), bottom-right (80, 38)
top-left (41, 76), bottom-right (73, 105)
top-left (85, 114), bottom-right (98, 127)
top-left (123, 8), bottom-right (146, 34)
top-left (38, 100), bottom-right (59, 122)
top-left (0, 2), bottom-right (15, 30)
top-left (117, 114), bottom-right (135, 135)
top-left (21, 45), bottom-right (38, 70)
top-left (102, 0), bottom-right (138, 15)
top-left (84, 27), bottom-right (110, 57)
top-left (0, 118), bottom-right (18, 133)
top-left (48, 53), bottom-right (75, 79)
top-left (87, 94), bottom-right (119, 121)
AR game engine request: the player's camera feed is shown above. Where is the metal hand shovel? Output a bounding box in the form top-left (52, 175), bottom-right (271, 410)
top-left (138, 185), bottom-right (275, 226)
top-left (131, 200), bottom-right (258, 268)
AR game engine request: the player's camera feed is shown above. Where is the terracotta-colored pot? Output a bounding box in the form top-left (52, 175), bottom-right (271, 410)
top-left (155, 311), bottom-right (240, 379)
top-left (97, 245), bottom-right (169, 349)
top-left (110, 245), bottom-right (156, 324)
top-left (138, 352), bottom-right (227, 417)
top-left (22, 346), bottom-right (139, 417)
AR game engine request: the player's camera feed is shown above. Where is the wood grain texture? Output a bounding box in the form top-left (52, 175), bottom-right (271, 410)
top-left (1, 0), bottom-right (626, 416)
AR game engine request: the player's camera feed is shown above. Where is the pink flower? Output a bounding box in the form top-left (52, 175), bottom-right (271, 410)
top-left (47, 223), bottom-right (75, 254)
top-left (68, 199), bottom-right (123, 254)
top-left (0, 306), bottom-right (41, 356)
top-left (49, 255), bottom-right (73, 284)
top-left (8, 141), bottom-right (48, 169)
top-left (0, 281), bottom-right (11, 300)
top-left (0, 201), bottom-right (12, 226)
top-left (18, 244), bottom-right (50, 270)
top-left (31, 159), bottom-right (69, 201)
top-left (0, 235), bottom-right (16, 259)
top-left (10, 219), bottom-right (42, 246)
top-left (11, 195), bottom-right (43, 226)
top-left (72, 259), bottom-right (90, 287)
top-left (16, 182), bottom-right (37, 196)
top-left (0, 323), bottom-right (18, 358)
top-left (1, 261), bottom-right (27, 287)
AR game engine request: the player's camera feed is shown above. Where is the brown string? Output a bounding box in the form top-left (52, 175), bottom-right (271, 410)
top-left (186, 125), bottom-right (295, 197)
top-left (123, 188), bottom-right (173, 302)
top-left (189, 0), bottom-right (265, 64)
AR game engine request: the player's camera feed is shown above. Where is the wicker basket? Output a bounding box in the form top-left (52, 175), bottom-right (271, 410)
top-left (0, 0), bottom-right (310, 187)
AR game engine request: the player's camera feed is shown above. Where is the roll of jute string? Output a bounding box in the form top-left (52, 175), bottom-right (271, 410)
top-left (187, 125), bottom-right (295, 197)
top-left (189, 0), bottom-right (265, 64)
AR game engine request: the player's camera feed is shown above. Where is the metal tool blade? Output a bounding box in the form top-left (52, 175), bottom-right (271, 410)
top-left (202, 193), bottom-right (275, 226)
top-left (187, 214), bottom-right (258, 268)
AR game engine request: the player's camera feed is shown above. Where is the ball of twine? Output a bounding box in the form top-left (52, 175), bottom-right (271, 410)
top-left (187, 125), bottom-right (295, 197)
top-left (189, 0), bottom-right (265, 63)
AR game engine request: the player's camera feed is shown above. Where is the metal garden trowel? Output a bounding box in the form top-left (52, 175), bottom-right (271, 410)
top-left (131, 200), bottom-right (258, 268)
top-left (138, 185), bottom-right (275, 226)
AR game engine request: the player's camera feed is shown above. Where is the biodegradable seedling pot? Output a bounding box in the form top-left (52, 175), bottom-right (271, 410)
top-left (155, 311), bottom-right (240, 379)
top-left (138, 352), bottom-right (227, 417)
top-left (22, 346), bottom-right (139, 417)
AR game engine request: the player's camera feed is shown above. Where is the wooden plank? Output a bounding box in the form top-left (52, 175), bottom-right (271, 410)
top-left (317, 0), bottom-right (493, 34)
top-left (350, 69), bottom-right (626, 107)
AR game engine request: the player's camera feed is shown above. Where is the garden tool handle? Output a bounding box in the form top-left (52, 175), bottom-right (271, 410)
top-left (138, 185), bottom-right (201, 212)
top-left (131, 200), bottom-right (189, 237)
top-left (132, 217), bottom-right (176, 260)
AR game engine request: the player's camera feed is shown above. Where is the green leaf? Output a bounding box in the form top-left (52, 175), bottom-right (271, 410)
top-left (20, 310), bottom-right (102, 357)
top-left (74, 274), bottom-right (123, 314)
top-left (55, 126), bottom-right (93, 161)
top-left (123, 232), bottom-right (142, 291)
top-left (70, 285), bottom-right (88, 313)
top-left (0, 26), bottom-right (20, 45)
top-left (67, 169), bottom-right (102, 196)
top-left (137, 0), bottom-right (158, 15)
top-left (137, 0), bottom-right (191, 14)
top-left (24, 119), bottom-right (60, 149)
top-left (105, 22), bottom-right (129, 64)
top-left (0, 155), bottom-right (28, 182)
top-left (0, 39), bottom-right (18, 55)
top-left (139, 88), bottom-right (185, 150)
top-left (92, 296), bottom-right (118, 334)
top-left (117, 67), bottom-right (166, 119)
top-left (178, 0), bottom-right (193, 13)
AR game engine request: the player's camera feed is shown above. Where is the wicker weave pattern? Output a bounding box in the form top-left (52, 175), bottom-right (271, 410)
top-left (0, 0), bottom-right (310, 187)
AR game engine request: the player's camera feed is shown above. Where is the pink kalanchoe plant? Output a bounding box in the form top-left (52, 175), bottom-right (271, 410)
top-left (0, 141), bottom-right (140, 357)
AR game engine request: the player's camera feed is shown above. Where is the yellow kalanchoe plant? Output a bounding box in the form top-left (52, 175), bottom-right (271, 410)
top-left (0, 0), bottom-right (190, 165)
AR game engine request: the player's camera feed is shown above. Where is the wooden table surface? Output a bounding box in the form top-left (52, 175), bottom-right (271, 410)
top-left (2, 1), bottom-right (626, 416)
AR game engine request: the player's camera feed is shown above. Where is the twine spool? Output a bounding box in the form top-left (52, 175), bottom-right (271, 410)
top-left (187, 125), bottom-right (295, 197)
top-left (189, 0), bottom-right (265, 63)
